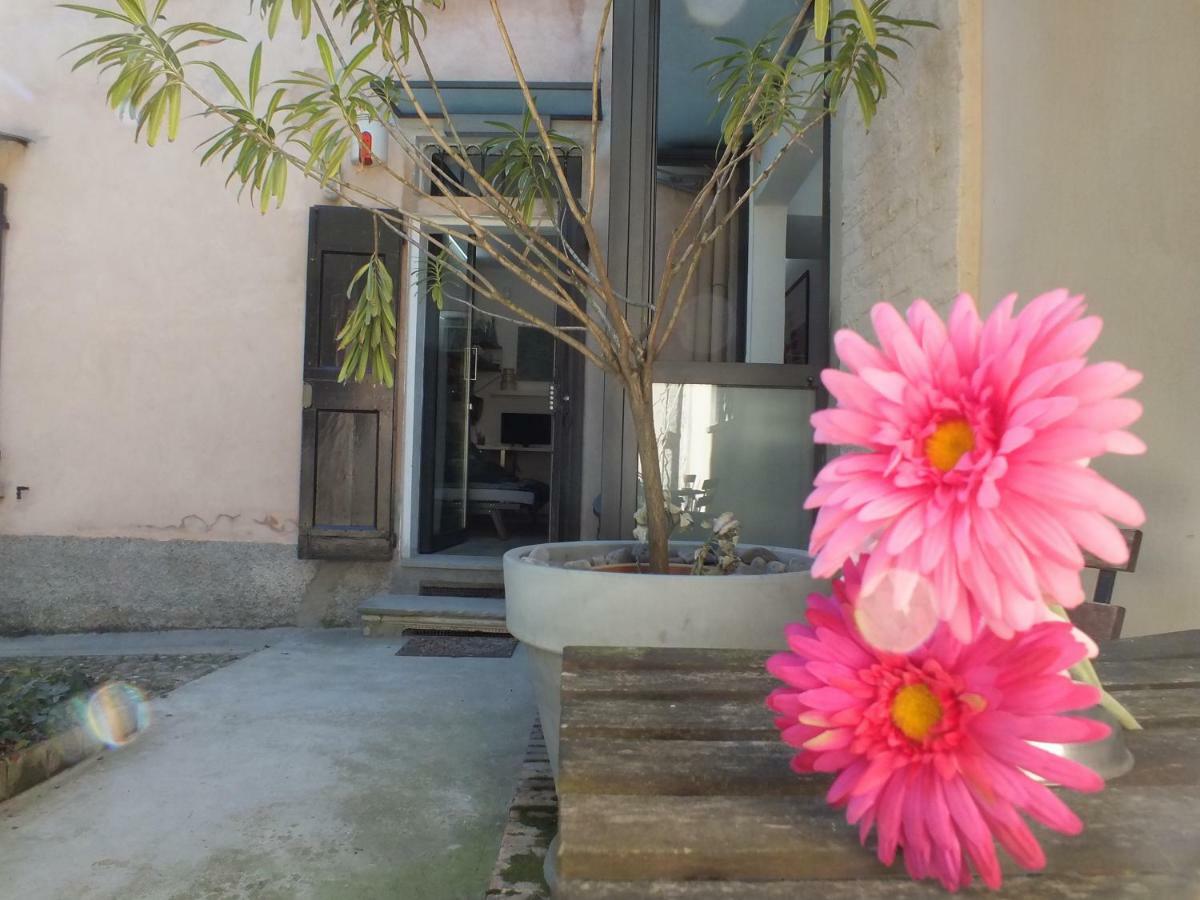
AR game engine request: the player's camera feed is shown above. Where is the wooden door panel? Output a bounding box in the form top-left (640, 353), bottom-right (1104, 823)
top-left (316, 251), bottom-right (370, 369)
top-left (313, 410), bottom-right (380, 528)
top-left (298, 206), bottom-right (402, 560)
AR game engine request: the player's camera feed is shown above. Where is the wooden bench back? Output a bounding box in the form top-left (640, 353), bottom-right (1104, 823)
top-left (1069, 528), bottom-right (1143, 642)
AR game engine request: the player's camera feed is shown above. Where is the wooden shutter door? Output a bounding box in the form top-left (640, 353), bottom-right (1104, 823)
top-left (298, 206), bottom-right (403, 560)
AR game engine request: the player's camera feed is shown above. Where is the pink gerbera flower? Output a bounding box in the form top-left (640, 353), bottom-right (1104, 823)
top-left (768, 560), bottom-right (1108, 891)
top-left (807, 291), bottom-right (1145, 639)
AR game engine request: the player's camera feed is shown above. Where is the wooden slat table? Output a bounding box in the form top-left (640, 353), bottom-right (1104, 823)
top-left (555, 631), bottom-right (1200, 898)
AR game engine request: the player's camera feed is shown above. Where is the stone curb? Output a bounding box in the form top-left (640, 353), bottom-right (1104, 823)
top-left (484, 719), bottom-right (557, 899)
top-left (1, 691), bottom-right (142, 803)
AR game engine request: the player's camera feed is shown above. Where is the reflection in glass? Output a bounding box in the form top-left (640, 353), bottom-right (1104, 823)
top-left (646, 383), bottom-right (815, 548)
top-left (429, 306), bottom-right (471, 539)
top-left (653, 167), bottom-right (743, 362)
top-left (653, 0), bottom-right (797, 362)
top-left (654, 0), bottom-right (827, 365)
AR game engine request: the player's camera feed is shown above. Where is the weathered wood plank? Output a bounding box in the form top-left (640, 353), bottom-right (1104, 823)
top-left (558, 792), bottom-right (887, 883)
top-left (1092, 656), bottom-right (1200, 688)
top-left (1108, 686), bottom-right (1200, 727)
top-left (561, 695), bottom-right (777, 741)
top-left (560, 686), bottom-right (1200, 741)
top-left (557, 786), bottom-right (1200, 883)
top-left (563, 642), bottom-right (1200, 696)
top-left (557, 638), bottom-right (1200, 893)
top-left (557, 727), bottom-right (1200, 797)
top-left (561, 661), bottom-right (1200, 702)
top-left (1107, 727), bottom-right (1200, 786)
top-left (558, 873), bottom-right (1198, 900)
top-left (562, 667), bottom-right (774, 699)
top-left (1096, 630), bottom-right (1200, 662)
top-left (557, 739), bottom-right (806, 797)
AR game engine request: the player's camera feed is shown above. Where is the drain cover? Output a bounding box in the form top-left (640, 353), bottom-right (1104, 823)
top-left (398, 631), bottom-right (518, 658)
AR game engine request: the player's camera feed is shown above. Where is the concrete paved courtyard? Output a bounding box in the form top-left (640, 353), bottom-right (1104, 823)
top-left (0, 628), bottom-right (536, 899)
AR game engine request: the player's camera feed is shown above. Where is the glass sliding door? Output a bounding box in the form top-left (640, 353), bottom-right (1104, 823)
top-left (416, 225), bottom-right (583, 556)
top-left (418, 236), bottom-right (475, 552)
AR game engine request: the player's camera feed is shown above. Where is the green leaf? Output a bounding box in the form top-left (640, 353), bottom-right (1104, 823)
top-left (316, 33), bottom-right (336, 82)
top-left (267, 0), bottom-right (284, 38)
top-left (166, 82), bottom-right (181, 140)
top-left (813, 0), bottom-right (830, 42)
top-left (851, 0), bottom-right (878, 47)
top-left (264, 86), bottom-right (287, 121)
top-left (248, 42), bottom-right (263, 108)
top-left (294, 0), bottom-right (312, 38)
top-left (113, 0), bottom-right (147, 26)
top-left (198, 61), bottom-right (247, 107)
top-left (145, 89), bottom-right (167, 145)
top-left (853, 72), bottom-right (876, 127)
top-left (58, 4), bottom-right (134, 23)
top-left (344, 42), bottom-right (376, 75)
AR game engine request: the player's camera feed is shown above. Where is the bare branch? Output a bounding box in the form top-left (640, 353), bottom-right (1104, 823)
top-left (586, 0), bottom-right (613, 217)
top-left (486, 0), bottom-right (635, 358)
top-left (363, 0), bottom-right (600, 294)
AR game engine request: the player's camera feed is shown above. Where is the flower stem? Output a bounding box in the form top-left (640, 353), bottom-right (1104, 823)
top-left (1066, 657), bottom-right (1143, 731)
top-left (1051, 603), bottom-right (1144, 731)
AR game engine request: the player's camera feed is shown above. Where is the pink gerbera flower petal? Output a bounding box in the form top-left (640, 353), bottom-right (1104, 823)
top-left (767, 559), bottom-right (1106, 892)
top-left (807, 292), bottom-right (1145, 638)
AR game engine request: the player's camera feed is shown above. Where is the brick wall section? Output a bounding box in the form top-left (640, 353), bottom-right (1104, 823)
top-left (831, 0), bottom-right (981, 334)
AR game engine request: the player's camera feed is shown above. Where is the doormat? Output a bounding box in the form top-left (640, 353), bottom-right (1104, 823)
top-left (397, 630), bottom-right (518, 658)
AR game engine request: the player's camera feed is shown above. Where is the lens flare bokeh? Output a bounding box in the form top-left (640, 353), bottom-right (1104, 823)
top-left (72, 682), bottom-right (151, 749)
top-left (853, 569), bottom-right (940, 654)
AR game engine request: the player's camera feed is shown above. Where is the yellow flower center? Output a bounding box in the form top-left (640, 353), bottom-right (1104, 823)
top-left (891, 683), bottom-right (944, 742)
top-left (925, 419), bottom-right (975, 472)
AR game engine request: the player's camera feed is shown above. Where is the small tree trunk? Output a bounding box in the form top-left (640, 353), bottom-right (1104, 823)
top-left (628, 378), bottom-right (671, 574)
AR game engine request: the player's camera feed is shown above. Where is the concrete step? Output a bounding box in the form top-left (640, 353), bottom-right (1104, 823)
top-left (358, 593), bottom-right (508, 637)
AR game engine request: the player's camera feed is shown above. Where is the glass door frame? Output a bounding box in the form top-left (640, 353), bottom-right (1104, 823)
top-left (412, 219), bottom-right (588, 556)
top-left (417, 233), bottom-right (475, 553)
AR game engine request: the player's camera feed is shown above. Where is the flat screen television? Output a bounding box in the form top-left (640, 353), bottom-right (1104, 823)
top-left (501, 412), bottom-right (552, 446)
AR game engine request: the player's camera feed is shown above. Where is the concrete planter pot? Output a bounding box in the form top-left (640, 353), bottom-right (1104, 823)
top-left (503, 540), bottom-right (824, 775)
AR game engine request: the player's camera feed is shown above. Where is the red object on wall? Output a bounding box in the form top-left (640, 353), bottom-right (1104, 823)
top-left (359, 130), bottom-right (374, 167)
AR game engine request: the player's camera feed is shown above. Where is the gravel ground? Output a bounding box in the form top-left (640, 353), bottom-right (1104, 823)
top-left (0, 654), bottom-right (246, 698)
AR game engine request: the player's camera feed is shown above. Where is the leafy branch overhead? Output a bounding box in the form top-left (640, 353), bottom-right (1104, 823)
top-left (702, 0), bottom-right (933, 134)
top-left (64, 0), bottom-right (934, 572)
top-left (482, 109), bottom-right (581, 226)
top-left (337, 252), bottom-right (397, 386)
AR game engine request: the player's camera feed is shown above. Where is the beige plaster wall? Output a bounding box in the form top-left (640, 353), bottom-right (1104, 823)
top-left (831, 0), bottom-right (1195, 636)
top-left (0, 1), bottom-right (606, 545)
top-left (979, 1), bottom-right (1200, 637)
top-left (830, 0), bottom-right (981, 333)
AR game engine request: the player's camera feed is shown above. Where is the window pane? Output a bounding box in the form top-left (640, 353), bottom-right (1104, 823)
top-left (653, 0), bottom-right (828, 366)
top-left (653, 165), bottom-right (744, 362)
top-left (784, 140), bottom-right (825, 365)
top-left (653, 0), bottom-right (801, 362)
top-left (646, 383), bottom-right (815, 549)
